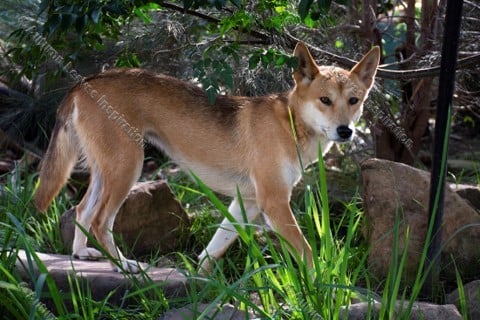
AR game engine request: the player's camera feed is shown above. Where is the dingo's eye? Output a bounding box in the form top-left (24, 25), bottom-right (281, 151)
top-left (349, 97), bottom-right (359, 105)
top-left (319, 97), bottom-right (332, 106)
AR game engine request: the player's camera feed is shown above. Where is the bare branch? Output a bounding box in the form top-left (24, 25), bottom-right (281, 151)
top-left (158, 1), bottom-right (271, 43)
top-left (285, 32), bottom-right (480, 80)
top-left (157, 1), bottom-right (480, 81)
top-left (376, 54), bottom-right (480, 80)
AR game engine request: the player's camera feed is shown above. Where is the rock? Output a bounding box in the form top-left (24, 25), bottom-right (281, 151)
top-left (446, 280), bottom-right (480, 319)
top-left (15, 250), bottom-right (187, 309)
top-left (450, 183), bottom-right (480, 211)
top-left (361, 158), bottom-right (480, 281)
top-left (60, 180), bottom-right (190, 257)
top-left (340, 301), bottom-right (462, 320)
top-left (0, 159), bottom-right (14, 173)
top-left (159, 303), bottom-right (255, 320)
top-left (292, 169), bottom-right (359, 215)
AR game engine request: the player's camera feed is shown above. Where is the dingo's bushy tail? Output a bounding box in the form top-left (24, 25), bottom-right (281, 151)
top-left (34, 96), bottom-right (78, 212)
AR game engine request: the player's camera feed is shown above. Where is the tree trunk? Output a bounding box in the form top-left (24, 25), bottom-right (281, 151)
top-left (373, 0), bottom-right (443, 165)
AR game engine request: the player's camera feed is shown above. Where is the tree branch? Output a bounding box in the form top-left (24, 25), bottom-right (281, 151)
top-left (375, 54), bottom-right (480, 80)
top-left (158, 2), bottom-right (480, 81)
top-left (285, 32), bottom-right (480, 80)
top-left (158, 1), bottom-right (271, 43)
top-left (159, 1), bottom-right (220, 25)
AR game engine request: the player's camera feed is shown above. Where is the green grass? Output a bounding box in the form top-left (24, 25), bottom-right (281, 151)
top-left (0, 154), bottom-right (478, 319)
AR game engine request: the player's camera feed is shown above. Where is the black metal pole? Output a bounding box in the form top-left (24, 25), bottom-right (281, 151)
top-left (424, 0), bottom-right (463, 301)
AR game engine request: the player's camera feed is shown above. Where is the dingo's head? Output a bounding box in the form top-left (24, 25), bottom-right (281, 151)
top-left (292, 42), bottom-right (380, 143)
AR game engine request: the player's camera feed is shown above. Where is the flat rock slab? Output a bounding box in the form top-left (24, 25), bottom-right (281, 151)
top-left (446, 280), bottom-right (480, 319)
top-left (16, 251), bottom-right (187, 306)
top-left (340, 301), bottom-right (462, 320)
top-left (159, 303), bottom-right (257, 320)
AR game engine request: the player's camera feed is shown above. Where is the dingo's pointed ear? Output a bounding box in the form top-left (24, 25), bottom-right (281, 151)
top-left (350, 46), bottom-right (381, 89)
top-left (294, 42), bottom-right (319, 84)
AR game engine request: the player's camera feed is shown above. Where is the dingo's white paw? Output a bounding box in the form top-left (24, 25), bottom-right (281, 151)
top-left (73, 247), bottom-right (103, 260)
top-left (111, 259), bottom-right (141, 274)
top-left (198, 257), bottom-right (215, 276)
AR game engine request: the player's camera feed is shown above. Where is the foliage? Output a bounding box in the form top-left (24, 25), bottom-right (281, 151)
top-left (1, 152), bottom-right (477, 318)
top-left (0, 1), bottom-right (479, 317)
top-left (2, 0), bottom-right (479, 159)
top-left (3, 0), bottom-right (337, 99)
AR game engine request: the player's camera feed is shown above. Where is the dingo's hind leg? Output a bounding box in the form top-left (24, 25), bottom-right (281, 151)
top-left (90, 149), bottom-right (144, 273)
top-left (72, 165), bottom-right (104, 260)
top-left (72, 126), bottom-right (144, 273)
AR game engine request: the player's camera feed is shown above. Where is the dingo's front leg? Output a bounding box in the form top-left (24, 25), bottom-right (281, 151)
top-left (199, 197), bottom-right (260, 274)
top-left (255, 176), bottom-right (313, 269)
top-left (262, 199), bottom-right (313, 268)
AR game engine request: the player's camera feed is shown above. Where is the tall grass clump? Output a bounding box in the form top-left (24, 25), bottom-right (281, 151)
top-left (0, 167), bottom-right (172, 319)
top-left (182, 136), bottom-right (472, 319)
top-left (0, 130), bottom-right (477, 318)
top-left (182, 143), bottom-right (376, 319)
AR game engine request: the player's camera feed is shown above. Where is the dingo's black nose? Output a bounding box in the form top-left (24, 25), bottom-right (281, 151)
top-left (337, 125), bottom-right (353, 139)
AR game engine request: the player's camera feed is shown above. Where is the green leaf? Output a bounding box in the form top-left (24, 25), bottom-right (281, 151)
top-left (140, 2), bottom-right (161, 10)
top-left (75, 15), bottom-right (87, 33)
top-left (229, 0), bottom-right (241, 7)
top-left (311, 11), bottom-right (320, 20)
top-left (275, 55), bottom-right (285, 66)
top-left (183, 0), bottom-right (195, 10)
top-left (303, 14), bottom-right (315, 27)
top-left (115, 52), bottom-right (142, 68)
top-left (248, 53), bottom-right (260, 69)
top-left (298, 0), bottom-right (313, 20)
top-left (38, 0), bottom-right (50, 14)
top-left (317, 0), bottom-right (332, 14)
top-left (286, 56), bottom-right (299, 69)
top-left (133, 7), bottom-right (152, 24)
top-left (59, 13), bottom-right (75, 30)
top-left (221, 43), bottom-right (240, 62)
top-left (104, 0), bottom-right (124, 15)
top-left (46, 14), bottom-right (61, 34)
top-left (205, 85), bottom-right (218, 104)
top-left (220, 64), bottom-right (233, 88)
top-left (213, 0), bottom-right (227, 10)
top-left (334, 38), bottom-right (344, 49)
top-left (90, 8), bottom-right (101, 24)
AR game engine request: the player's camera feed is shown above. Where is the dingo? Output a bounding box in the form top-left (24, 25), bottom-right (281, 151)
top-left (34, 43), bottom-right (380, 273)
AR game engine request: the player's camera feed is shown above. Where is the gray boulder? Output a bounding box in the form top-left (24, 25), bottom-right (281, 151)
top-left (361, 158), bottom-right (480, 282)
top-left (341, 300), bottom-right (462, 320)
top-left (60, 180), bottom-right (190, 257)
